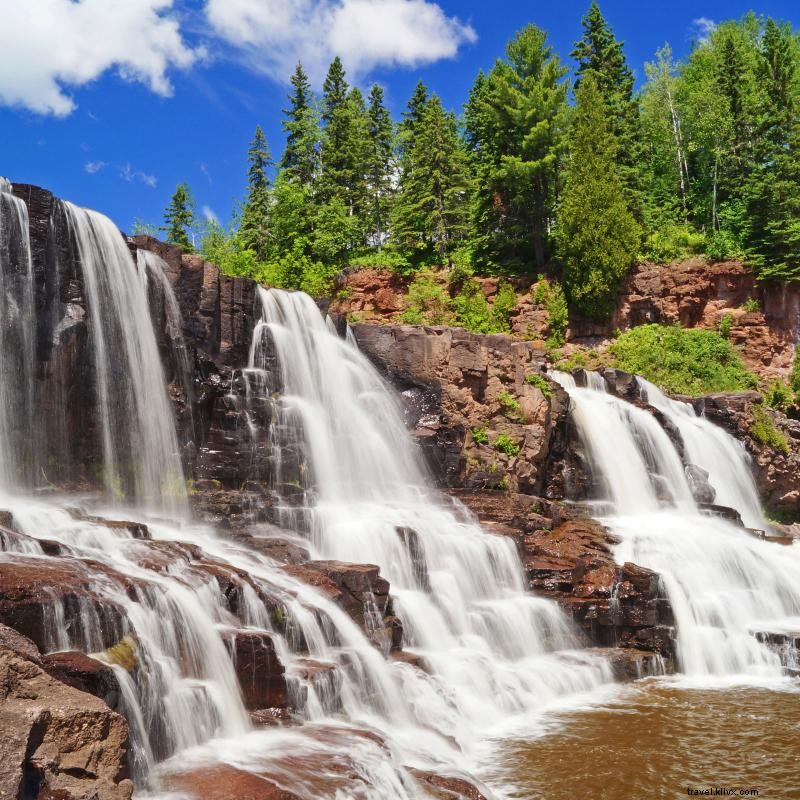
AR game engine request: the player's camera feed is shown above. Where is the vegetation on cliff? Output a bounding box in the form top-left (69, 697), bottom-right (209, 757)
top-left (155, 5), bottom-right (800, 321)
top-left (609, 324), bottom-right (758, 396)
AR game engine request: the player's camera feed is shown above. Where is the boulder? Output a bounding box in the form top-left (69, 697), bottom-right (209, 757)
top-left (224, 629), bottom-right (288, 711)
top-left (409, 769), bottom-right (490, 800)
top-left (0, 648), bottom-right (133, 800)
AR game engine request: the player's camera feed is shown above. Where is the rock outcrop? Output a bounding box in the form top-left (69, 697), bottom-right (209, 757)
top-left (0, 643), bottom-right (133, 800)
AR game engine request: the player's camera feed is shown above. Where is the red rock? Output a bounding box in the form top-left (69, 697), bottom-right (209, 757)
top-left (224, 629), bottom-right (288, 710)
top-left (166, 764), bottom-right (301, 800)
top-left (409, 769), bottom-right (490, 800)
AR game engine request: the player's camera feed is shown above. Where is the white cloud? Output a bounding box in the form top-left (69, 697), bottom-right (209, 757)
top-left (691, 17), bottom-right (717, 43)
top-left (0, 0), bottom-right (202, 117)
top-left (202, 205), bottom-right (219, 223)
top-left (84, 160), bottom-right (108, 174)
top-left (120, 163), bottom-right (158, 188)
top-left (204, 0), bottom-right (476, 83)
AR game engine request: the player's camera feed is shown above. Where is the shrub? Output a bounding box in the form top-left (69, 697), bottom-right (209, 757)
top-left (471, 427), bottom-right (489, 445)
top-left (524, 373), bottom-right (552, 398)
top-left (765, 380), bottom-right (793, 412)
top-left (706, 230), bottom-right (743, 262)
top-left (349, 249), bottom-right (411, 273)
top-left (750, 404), bottom-right (789, 454)
top-left (641, 222), bottom-right (705, 263)
top-left (531, 278), bottom-right (568, 348)
top-left (497, 390), bottom-right (523, 420)
top-left (492, 281), bottom-right (517, 327)
top-left (609, 324), bottom-right (758, 396)
top-left (494, 433), bottom-right (521, 457)
top-left (452, 280), bottom-right (494, 333)
top-left (402, 271), bottom-right (452, 325)
top-left (719, 312), bottom-right (733, 339)
top-left (790, 353), bottom-right (800, 395)
top-left (741, 298), bottom-right (761, 313)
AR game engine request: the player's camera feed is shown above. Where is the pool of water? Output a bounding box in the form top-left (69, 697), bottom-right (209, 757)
top-left (489, 680), bottom-right (800, 800)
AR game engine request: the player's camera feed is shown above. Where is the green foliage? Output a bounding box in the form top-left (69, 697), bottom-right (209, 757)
top-left (719, 312), bottom-right (733, 339)
top-left (741, 297), bottom-right (761, 312)
top-left (281, 63), bottom-right (319, 187)
top-left (391, 95), bottom-right (473, 265)
top-left (531, 278), bottom-right (568, 347)
top-left (400, 271), bottom-right (452, 325)
top-left (641, 223), bottom-right (705, 263)
top-left (750, 403), bottom-right (789, 453)
top-left (555, 76), bottom-right (642, 320)
top-left (471, 427), bottom-right (489, 445)
top-left (162, 183), bottom-right (195, 252)
top-left (349, 249), bottom-right (411, 272)
top-left (765, 379), bottom-right (793, 412)
top-left (497, 390), bottom-right (524, 420)
top-left (467, 24), bottom-right (569, 271)
top-left (524, 373), bottom-right (552, 397)
top-left (240, 125), bottom-right (273, 260)
top-left (494, 433), bottom-right (521, 457)
top-left (610, 324), bottom-right (758, 396)
top-left (200, 222), bottom-right (258, 278)
top-left (706, 230), bottom-right (743, 262)
top-left (790, 352), bottom-right (800, 394)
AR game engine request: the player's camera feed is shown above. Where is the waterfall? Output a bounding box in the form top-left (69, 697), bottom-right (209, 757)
top-left (61, 202), bottom-right (187, 516)
top-left (554, 370), bottom-right (800, 681)
top-left (246, 289), bottom-right (611, 756)
top-left (0, 178), bottom-right (37, 487)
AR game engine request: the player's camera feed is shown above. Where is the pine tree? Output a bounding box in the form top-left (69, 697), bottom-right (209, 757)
top-left (397, 80), bottom-right (429, 167)
top-left (366, 84), bottom-right (395, 246)
top-left (555, 75), bottom-right (641, 319)
top-left (744, 19), bottom-right (800, 279)
top-left (571, 2), bottom-right (642, 208)
top-left (162, 183), bottom-right (195, 253)
top-left (391, 95), bottom-right (472, 264)
top-left (240, 125), bottom-right (273, 260)
top-left (281, 63), bottom-right (319, 187)
top-left (467, 24), bottom-right (569, 270)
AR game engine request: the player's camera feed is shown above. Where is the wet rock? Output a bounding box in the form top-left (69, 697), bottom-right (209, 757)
top-left (41, 651), bottom-right (121, 708)
top-left (685, 464), bottom-right (716, 505)
top-left (225, 629), bottom-right (288, 711)
top-left (602, 646), bottom-right (665, 681)
top-left (165, 764), bottom-right (301, 800)
top-left (284, 560), bottom-right (401, 650)
top-left (409, 769), bottom-right (490, 800)
top-left (524, 519), bottom-right (674, 659)
top-left (0, 557), bottom-right (130, 652)
top-left (698, 503), bottom-right (744, 526)
top-left (66, 509), bottom-right (150, 539)
top-left (0, 648), bottom-right (133, 800)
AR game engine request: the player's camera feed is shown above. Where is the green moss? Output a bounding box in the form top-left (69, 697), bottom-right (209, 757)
top-left (609, 324), bottom-right (757, 396)
top-left (750, 404), bottom-right (789, 454)
top-left (494, 433), bottom-right (521, 457)
top-left (524, 373), bottom-right (552, 398)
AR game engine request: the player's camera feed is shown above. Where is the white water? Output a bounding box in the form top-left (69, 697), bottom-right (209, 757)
top-left (61, 202), bottom-right (187, 516)
top-left (0, 177), bottom-right (37, 486)
top-left (554, 370), bottom-right (800, 681)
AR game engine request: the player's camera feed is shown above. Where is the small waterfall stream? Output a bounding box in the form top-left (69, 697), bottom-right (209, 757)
top-left (61, 202), bottom-right (187, 517)
top-left (554, 370), bottom-right (800, 681)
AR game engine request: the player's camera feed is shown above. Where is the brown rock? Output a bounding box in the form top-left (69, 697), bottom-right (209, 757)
top-left (0, 648), bottom-right (133, 800)
top-left (409, 769), bottom-right (490, 800)
top-left (166, 764), bottom-right (301, 800)
top-left (225, 629), bottom-right (288, 711)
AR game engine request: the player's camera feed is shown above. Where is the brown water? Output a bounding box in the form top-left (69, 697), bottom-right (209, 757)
top-left (492, 681), bottom-right (800, 800)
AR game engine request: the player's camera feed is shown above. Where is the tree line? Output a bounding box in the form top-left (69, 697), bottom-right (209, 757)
top-left (158, 4), bottom-right (800, 320)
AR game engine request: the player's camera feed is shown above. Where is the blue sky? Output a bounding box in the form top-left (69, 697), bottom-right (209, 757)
top-left (2, 0), bottom-right (799, 233)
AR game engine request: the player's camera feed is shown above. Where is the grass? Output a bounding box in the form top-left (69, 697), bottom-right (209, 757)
top-left (609, 324), bottom-right (758, 396)
top-left (497, 390), bottom-right (524, 420)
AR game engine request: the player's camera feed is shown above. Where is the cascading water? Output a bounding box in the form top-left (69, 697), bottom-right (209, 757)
top-left (0, 177), bottom-right (37, 487)
top-left (245, 289), bottom-right (612, 765)
top-left (61, 202), bottom-right (187, 516)
top-left (554, 370), bottom-right (800, 681)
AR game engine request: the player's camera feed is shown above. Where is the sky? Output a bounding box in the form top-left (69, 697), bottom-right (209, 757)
top-left (2, 0), bottom-right (799, 233)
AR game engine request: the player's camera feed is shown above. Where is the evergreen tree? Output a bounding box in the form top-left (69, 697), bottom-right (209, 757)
top-left (571, 2), bottom-right (642, 207)
top-left (555, 75), bottom-right (641, 319)
top-left (281, 63), bottom-right (319, 186)
top-left (744, 19), bottom-right (800, 278)
top-left (391, 95), bottom-right (472, 264)
top-left (467, 25), bottom-right (569, 270)
top-left (397, 80), bottom-right (429, 166)
top-left (162, 183), bottom-right (195, 253)
top-left (366, 84), bottom-right (396, 246)
top-left (240, 125), bottom-right (273, 260)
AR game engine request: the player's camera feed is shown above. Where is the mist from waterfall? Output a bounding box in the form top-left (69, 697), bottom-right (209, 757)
top-left (554, 370), bottom-right (800, 681)
top-left (61, 202), bottom-right (187, 516)
top-left (0, 178), bottom-right (37, 487)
